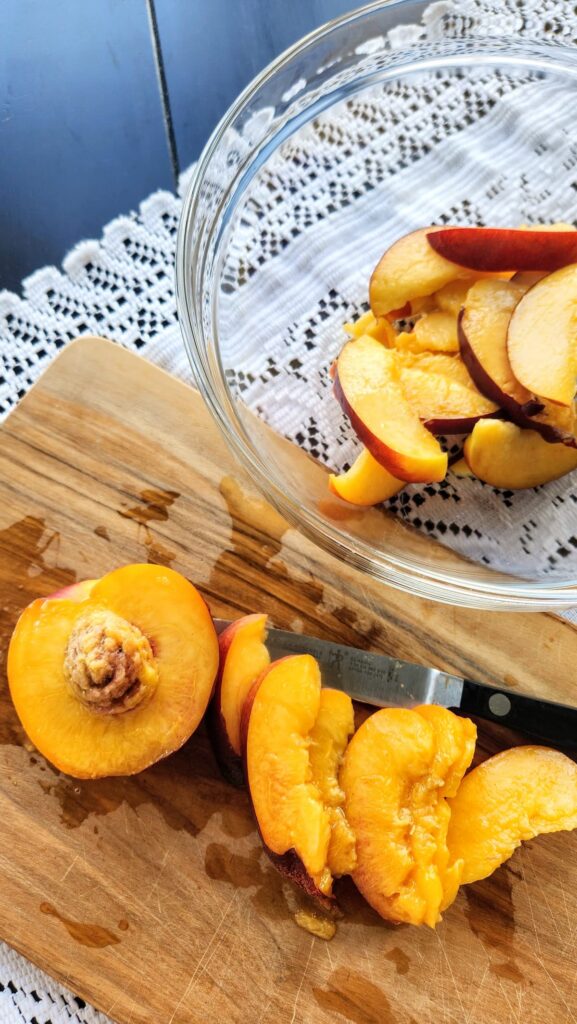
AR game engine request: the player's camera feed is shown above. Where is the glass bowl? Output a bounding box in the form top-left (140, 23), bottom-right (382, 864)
top-left (176, 0), bottom-right (577, 611)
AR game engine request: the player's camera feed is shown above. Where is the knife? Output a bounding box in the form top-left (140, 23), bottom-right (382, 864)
top-left (214, 620), bottom-right (577, 748)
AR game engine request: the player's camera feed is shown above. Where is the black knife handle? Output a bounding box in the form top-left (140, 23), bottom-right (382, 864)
top-left (459, 679), bottom-right (577, 749)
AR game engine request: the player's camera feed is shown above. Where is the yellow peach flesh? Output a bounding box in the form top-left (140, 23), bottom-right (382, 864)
top-left (507, 263), bottom-right (577, 407)
top-left (329, 448), bottom-right (404, 505)
top-left (341, 705), bottom-right (476, 927)
top-left (464, 419), bottom-right (577, 488)
top-left (336, 336), bottom-right (448, 483)
top-left (448, 746), bottom-right (577, 884)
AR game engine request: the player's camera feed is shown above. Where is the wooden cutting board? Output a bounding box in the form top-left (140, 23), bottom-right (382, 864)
top-left (1, 336), bottom-right (577, 1024)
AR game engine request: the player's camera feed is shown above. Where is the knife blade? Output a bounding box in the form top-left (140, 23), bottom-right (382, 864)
top-left (214, 619), bottom-right (577, 748)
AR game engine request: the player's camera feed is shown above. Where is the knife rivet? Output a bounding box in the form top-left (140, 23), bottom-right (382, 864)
top-left (488, 692), bottom-right (512, 717)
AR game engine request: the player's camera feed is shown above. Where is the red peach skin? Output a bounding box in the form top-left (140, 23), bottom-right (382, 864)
top-left (427, 227), bottom-right (577, 272)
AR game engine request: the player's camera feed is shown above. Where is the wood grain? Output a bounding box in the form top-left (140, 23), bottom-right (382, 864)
top-left (1, 336), bottom-right (577, 1024)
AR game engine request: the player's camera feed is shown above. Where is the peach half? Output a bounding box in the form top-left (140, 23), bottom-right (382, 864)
top-left (341, 705), bottom-right (476, 927)
top-left (8, 564), bottom-right (219, 778)
top-left (207, 613), bottom-right (269, 786)
top-left (328, 448), bottom-right (405, 506)
top-left (507, 263), bottom-right (577, 408)
top-left (334, 335), bottom-right (448, 482)
top-left (241, 655), bottom-right (356, 909)
top-left (447, 746), bottom-right (577, 884)
top-left (464, 419), bottom-right (577, 489)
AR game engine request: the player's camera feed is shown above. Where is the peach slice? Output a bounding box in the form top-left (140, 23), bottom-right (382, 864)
top-left (328, 448), bottom-right (404, 505)
top-left (341, 706), bottom-right (476, 927)
top-left (428, 226), bottom-right (577, 272)
top-left (447, 746), bottom-right (577, 884)
top-left (344, 310), bottom-right (396, 346)
top-left (207, 613), bottom-right (269, 786)
top-left (507, 263), bottom-right (577, 407)
top-left (395, 310), bottom-right (459, 355)
top-left (242, 655), bottom-right (356, 908)
top-left (8, 564), bottom-right (219, 778)
top-left (396, 350), bottom-right (499, 434)
top-left (464, 419), bottom-right (577, 489)
top-left (370, 228), bottom-right (475, 318)
top-left (450, 457), bottom-right (474, 478)
top-left (434, 279), bottom-right (473, 317)
top-left (334, 335), bottom-right (448, 482)
top-left (459, 278), bottom-right (542, 421)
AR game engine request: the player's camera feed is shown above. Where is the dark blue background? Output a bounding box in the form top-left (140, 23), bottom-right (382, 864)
top-left (1, 0), bottom-right (356, 292)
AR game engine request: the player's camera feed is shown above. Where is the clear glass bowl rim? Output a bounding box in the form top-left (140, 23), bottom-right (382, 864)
top-left (176, 1), bottom-right (577, 611)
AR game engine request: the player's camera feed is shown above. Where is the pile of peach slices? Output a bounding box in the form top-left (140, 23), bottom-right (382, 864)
top-left (330, 225), bottom-right (577, 504)
top-left (8, 564), bottom-right (577, 933)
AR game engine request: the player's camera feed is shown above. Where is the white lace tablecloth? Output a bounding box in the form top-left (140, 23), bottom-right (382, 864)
top-left (1, 1), bottom-right (577, 1021)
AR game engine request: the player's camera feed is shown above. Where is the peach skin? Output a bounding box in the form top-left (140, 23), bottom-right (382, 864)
top-left (428, 226), bottom-right (577, 273)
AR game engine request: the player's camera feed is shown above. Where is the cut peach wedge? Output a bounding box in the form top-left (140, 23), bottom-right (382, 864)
top-left (207, 613), bottom-right (269, 786)
top-left (447, 747), bottom-right (577, 884)
top-left (334, 335), bottom-right (448, 482)
top-left (396, 350), bottom-right (499, 434)
top-left (370, 228), bottom-right (475, 318)
top-left (344, 310), bottom-right (396, 346)
top-left (464, 419), bottom-right (577, 489)
top-left (241, 655), bottom-right (356, 909)
top-left (459, 278), bottom-right (542, 421)
top-left (507, 263), bottom-right (577, 407)
top-left (428, 226), bottom-right (577, 272)
top-left (7, 565), bottom-right (219, 778)
top-left (433, 279), bottom-right (473, 317)
top-left (328, 448), bottom-right (405, 506)
top-left (341, 706), bottom-right (476, 927)
top-left (415, 310), bottom-right (459, 352)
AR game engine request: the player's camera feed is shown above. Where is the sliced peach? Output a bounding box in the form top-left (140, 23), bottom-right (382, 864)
top-left (334, 335), bottom-right (448, 482)
top-left (396, 350), bottom-right (498, 433)
top-left (341, 706), bottom-right (476, 927)
top-left (8, 564), bottom-right (219, 778)
top-left (344, 310), bottom-right (396, 346)
top-left (328, 448), bottom-right (404, 506)
top-left (507, 264), bottom-right (577, 407)
top-left (459, 278), bottom-right (542, 420)
top-left (370, 228), bottom-right (474, 318)
top-left (464, 419), bottom-right (577, 489)
top-left (242, 655), bottom-right (355, 908)
top-left (207, 613), bottom-right (269, 786)
top-left (447, 746), bottom-right (577, 884)
top-left (394, 310), bottom-right (459, 355)
top-left (308, 688), bottom-right (357, 878)
top-left (434, 279), bottom-right (473, 317)
top-left (450, 457), bottom-right (474, 478)
top-left (528, 399), bottom-right (577, 447)
top-left (428, 226), bottom-right (577, 272)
